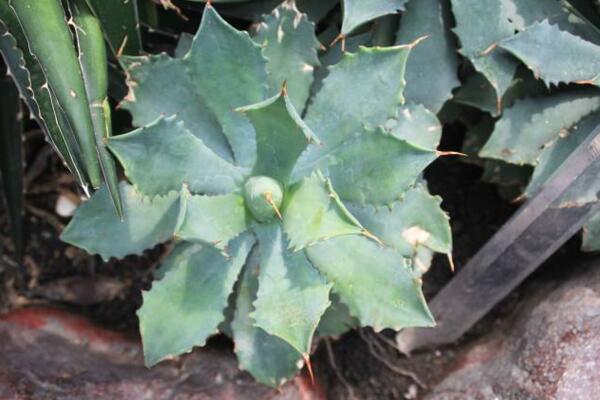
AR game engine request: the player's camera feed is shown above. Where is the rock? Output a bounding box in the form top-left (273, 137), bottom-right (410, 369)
top-left (426, 258), bottom-right (600, 400)
top-left (0, 307), bottom-right (324, 400)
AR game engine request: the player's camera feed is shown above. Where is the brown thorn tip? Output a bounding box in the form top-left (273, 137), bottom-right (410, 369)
top-left (436, 150), bottom-right (467, 157)
top-left (303, 354), bottom-right (315, 385)
top-left (206, 0), bottom-right (212, 6)
top-left (281, 80), bottom-right (288, 96)
top-left (408, 34), bottom-right (429, 49)
top-left (362, 229), bottom-right (384, 247)
top-left (480, 42), bottom-right (497, 56)
top-left (330, 33), bottom-right (345, 49)
top-left (263, 192), bottom-right (282, 220)
top-left (447, 253), bottom-right (455, 273)
top-left (117, 35), bottom-right (129, 58)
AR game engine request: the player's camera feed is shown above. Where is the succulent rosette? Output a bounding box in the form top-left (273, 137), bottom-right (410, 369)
top-left (61, 3), bottom-right (451, 386)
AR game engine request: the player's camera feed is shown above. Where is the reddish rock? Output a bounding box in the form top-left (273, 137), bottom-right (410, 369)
top-left (0, 306), bottom-right (324, 400)
top-left (427, 260), bottom-right (600, 400)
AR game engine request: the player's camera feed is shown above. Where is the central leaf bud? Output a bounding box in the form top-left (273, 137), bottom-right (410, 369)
top-left (243, 176), bottom-right (284, 222)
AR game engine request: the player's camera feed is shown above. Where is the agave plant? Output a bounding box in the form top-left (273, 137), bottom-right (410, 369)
top-left (451, 0), bottom-right (600, 252)
top-left (60, 2), bottom-right (451, 386)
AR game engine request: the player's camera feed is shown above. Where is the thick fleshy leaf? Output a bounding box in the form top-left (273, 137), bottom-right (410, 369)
top-left (10, 0), bottom-right (102, 187)
top-left (341, 0), bottom-right (408, 35)
top-left (525, 112), bottom-right (600, 197)
top-left (454, 67), bottom-right (549, 116)
top-left (347, 184), bottom-right (451, 256)
top-left (383, 103), bottom-right (442, 150)
top-left (231, 248), bottom-right (302, 388)
top-left (0, 1), bottom-right (87, 188)
top-left (315, 295), bottom-right (357, 338)
top-left (450, 0), bottom-right (519, 101)
top-left (306, 235), bottom-right (434, 331)
top-left (314, 128), bottom-right (437, 205)
top-left (61, 183), bottom-right (180, 261)
top-left (283, 172), bottom-right (364, 251)
top-left (293, 45), bottom-right (412, 180)
top-left (395, 0), bottom-right (459, 113)
top-left (139, 233), bottom-right (254, 366)
top-left (237, 92), bottom-right (315, 184)
top-left (252, 224), bottom-right (331, 355)
top-left (500, 20), bottom-right (600, 87)
top-left (253, 1), bottom-right (320, 111)
top-left (480, 88), bottom-right (600, 165)
top-left (108, 116), bottom-right (245, 195)
top-left (583, 211), bottom-right (600, 252)
top-left (121, 5), bottom-right (267, 168)
top-left (69, 0), bottom-right (123, 218)
top-left (86, 0), bottom-right (142, 56)
top-left (175, 186), bottom-right (252, 248)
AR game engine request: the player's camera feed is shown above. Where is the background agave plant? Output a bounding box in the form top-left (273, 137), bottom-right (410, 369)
top-left (60, 3), bottom-right (452, 386)
top-left (449, 0), bottom-right (600, 252)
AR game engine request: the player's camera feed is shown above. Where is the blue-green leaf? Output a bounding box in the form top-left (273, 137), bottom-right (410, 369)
top-left (396, 0), bottom-right (459, 113)
top-left (231, 248), bottom-right (302, 387)
top-left (175, 186), bottom-right (252, 248)
top-left (237, 91), bottom-right (316, 184)
top-left (252, 224), bottom-right (331, 356)
top-left (500, 20), bottom-right (600, 87)
top-left (254, 1), bottom-right (320, 111)
top-left (121, 5), bottom-right (268, 168)
top-left (108, 116), bottom-right (246, 196)
top-left (341, 0), bottom-right (408, 35)
top-left (294, 45), bottom-right (412, 180)
top-left (347, 184), bottom-right (452, 256)
top-left (306, 235), bottom-right (434, 331)
top-left (139, 233), bottom-right (255, 366)
top-left (61, 183), bottom-right (180, 261)
top-left (282, 172), bottom-right (364, 251)
top-left (480, 89), bottom-right (600, 165)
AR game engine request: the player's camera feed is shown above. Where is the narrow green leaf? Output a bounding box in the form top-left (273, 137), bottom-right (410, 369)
top-left (175, 186), bottom-right (252, 249)
top-left (10, 0), bottom-right (102, 187)
top-left (500, 20), bottom-right (600, 87)
top-left (306, 235), bottom-right (434, 331)
top-left (252, 224), bottom-right (331, 355)
top-left (313, 127), bottom-right (438, 205)
top-left (383, 103), bottom-right (442, 150)
top-left (583, 210), bottom-right (600, 252)
top-left (480, 88), bottom-right (600, 165)
top-left (347, 184), bottom-right (452, 256)
top-left (341, 0), bottom-right (408, 35)
top-left (231, 248), bottom-right (302, 388)
top-left (253, 1), bottom-right (320, 111)
top-left (61, 182), bottom-right (181, 261)
top-left (237, 91), bottom-right (315, 184)
top-left (139, 233), bottom-right (255, 366)
top-left (86, 0), bottom-right (142, 56)
top-left (395, 0), bottom-right (459, 113)
top-left (108, 116), bottom-right (246, 196)
top-left (122, 5), bottom-right (268, 168)
top-left (69, 0), bottom-right (123, 218)
top-left (282, 172), bottom-right (363, 251)
top-left (0, 2), bottom-right (88, 188)
top-left (294, 45), bottom-right (413, 180)
top-left (0, 76), bottom-right (23, 258)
